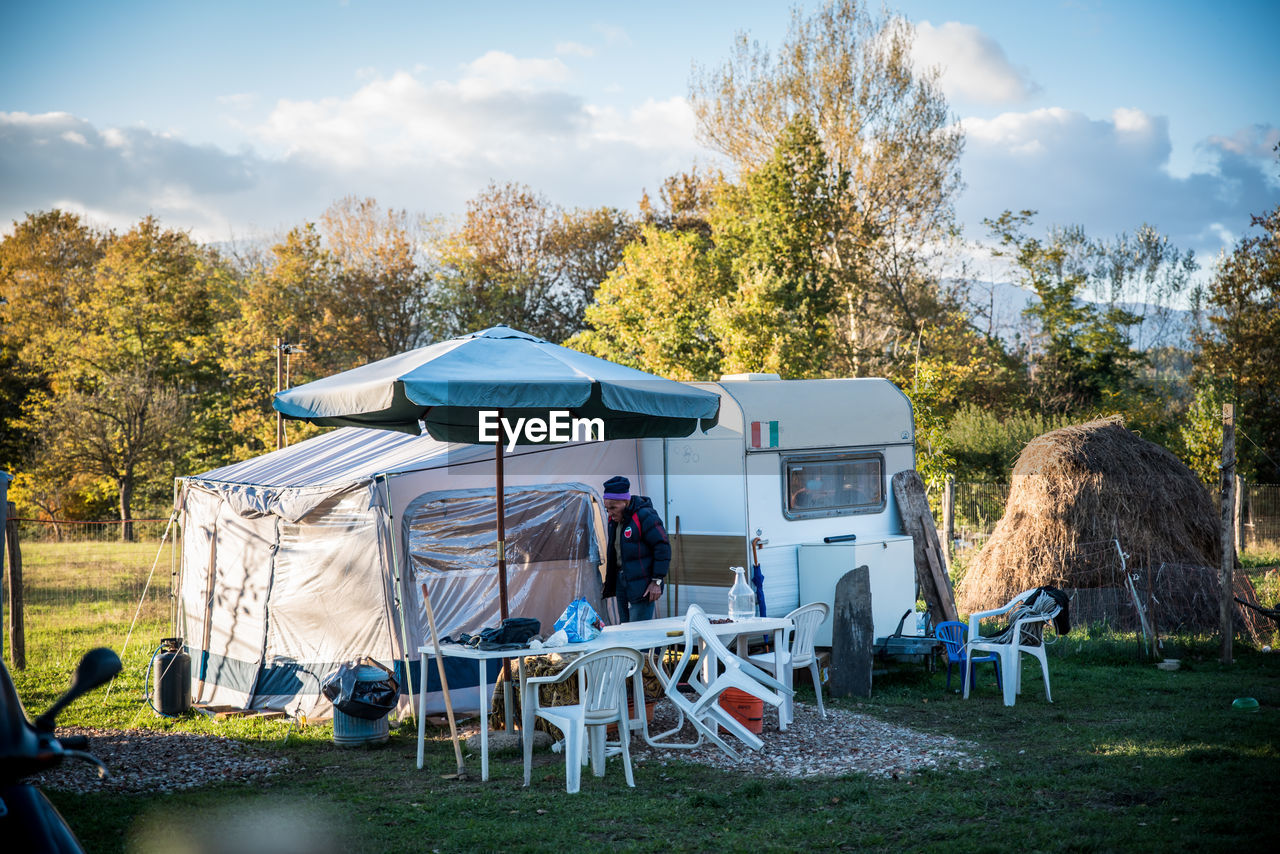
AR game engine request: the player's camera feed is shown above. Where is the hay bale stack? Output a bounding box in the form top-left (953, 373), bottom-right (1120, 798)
top-left (957, 418), bottom-right (1260, 637)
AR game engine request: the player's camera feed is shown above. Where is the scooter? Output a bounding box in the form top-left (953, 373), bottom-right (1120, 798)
top-left (0, 647), bottom-right (122, 853)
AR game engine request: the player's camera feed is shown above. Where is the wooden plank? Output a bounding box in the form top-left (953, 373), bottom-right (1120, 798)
top-left (892, 471), bottom-right (958, 625)
top-left (5, 502), bottom-right (25, 671)
top-left (193, 704), bottom-right (287, 721)
top-left (670, 533), bottom-right (749, 586)
top-left (828, 566), bottom-right (872, 698)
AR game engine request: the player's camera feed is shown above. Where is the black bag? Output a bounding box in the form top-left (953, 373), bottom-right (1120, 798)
top-left (479, 617), bottom-right (541, 646)
top-left (321, 657), bottom-right (399, 720)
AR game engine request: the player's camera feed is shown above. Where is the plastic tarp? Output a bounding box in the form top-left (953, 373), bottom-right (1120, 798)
top-left (402, 482), bottom-right (606, 715)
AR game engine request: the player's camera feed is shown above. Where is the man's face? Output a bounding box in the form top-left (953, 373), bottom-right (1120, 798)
top-left (604, 498), bottom-right (628, 522)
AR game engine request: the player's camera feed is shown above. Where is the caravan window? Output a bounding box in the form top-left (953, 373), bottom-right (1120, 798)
top-left (782, 452), bottom-right (884, 519)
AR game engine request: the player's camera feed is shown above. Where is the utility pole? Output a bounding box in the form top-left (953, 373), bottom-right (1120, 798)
top-left (1219, 403), bottom-right (1235, 666)
top-left (274, 339), bottom-right (304, 450)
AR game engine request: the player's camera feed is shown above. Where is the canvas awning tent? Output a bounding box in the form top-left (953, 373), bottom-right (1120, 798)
top-left (176, 426), bottom-right (636, 720)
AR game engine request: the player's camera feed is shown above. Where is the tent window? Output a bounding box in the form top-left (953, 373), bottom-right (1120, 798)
top-left (782, 452), bottom-right (884, 519)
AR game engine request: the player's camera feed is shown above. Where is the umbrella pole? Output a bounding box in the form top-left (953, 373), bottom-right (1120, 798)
top-left (496, 413), bottom-right (510, 621)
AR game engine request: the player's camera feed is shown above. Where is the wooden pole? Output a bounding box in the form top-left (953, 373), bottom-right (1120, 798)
top-left (1219, 404), bottom-right (1235, 666)
top-left (5, 502), bottom-right (25, 670)
top-left (942, 475), bottom-right (955, 570)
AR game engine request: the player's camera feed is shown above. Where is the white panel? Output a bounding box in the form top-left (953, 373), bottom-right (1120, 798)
top-left (798, 538), bottom-right (917, 646)
top-left (663, 437), bottom-right (746, 535)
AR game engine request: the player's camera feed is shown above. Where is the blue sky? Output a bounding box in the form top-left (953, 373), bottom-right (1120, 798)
top-left (2, 0), bottom-right (1277, 276)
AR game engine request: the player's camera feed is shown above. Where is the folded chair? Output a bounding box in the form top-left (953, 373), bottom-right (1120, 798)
top-left (659, 605), bottom-right (793, 762)
top-left (747, 601), bottom-right (829, 723)
top-left (963, 588), bottom-right (1062, 706)
top-left (521, 646), bottom-right (643, 793)
top-left (934, 620), bottom-right (1001, 694)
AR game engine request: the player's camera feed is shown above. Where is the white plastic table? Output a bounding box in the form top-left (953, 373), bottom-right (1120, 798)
top-left (417, 613), bottom-right (792, 780)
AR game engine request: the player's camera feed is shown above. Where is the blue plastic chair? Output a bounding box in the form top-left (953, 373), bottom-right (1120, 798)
top-left (935, 621), bottom-right (1002, 693)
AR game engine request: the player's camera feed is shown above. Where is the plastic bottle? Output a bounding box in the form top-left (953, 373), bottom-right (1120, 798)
top-left (728, 566), bottom-right (757, 620)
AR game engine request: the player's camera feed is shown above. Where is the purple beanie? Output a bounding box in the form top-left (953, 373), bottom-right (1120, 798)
top-left (603, 475), bottom-right (630, 500)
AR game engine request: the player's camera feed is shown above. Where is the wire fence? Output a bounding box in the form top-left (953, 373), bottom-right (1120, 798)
top-left (943, 481), bottom-right (1280, 557)
top-left (3, 517), bottom-right (178, 670)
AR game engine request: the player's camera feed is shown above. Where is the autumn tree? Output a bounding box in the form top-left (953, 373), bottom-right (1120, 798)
top-left (690, 0), bottom-right (965, 373)
top-left (432, 182), bottom-right (635, 342)
top-left (223, 198), bottom-right (435, 455)
top-left (1193, 203), bottom-right (1280, 480)
top-left (2, 214), bottom-right (233, 535)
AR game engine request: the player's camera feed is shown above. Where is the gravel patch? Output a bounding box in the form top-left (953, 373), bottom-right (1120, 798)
top-left (630, 699), bottom-right (985, 779)
top-left (31, 727), bottom-right (289, 794)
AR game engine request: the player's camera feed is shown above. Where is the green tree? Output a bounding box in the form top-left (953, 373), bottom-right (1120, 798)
top-left (986, 211), bottom-right (1146, 413)
top-left (1193, 204), bottom-right (1280, 480)
top-left (690, 0), bottom-right (965, 373)
top-left (709, 115), bottom-right (846, 376)
top-left (570, 226), bottom-right (729, 380)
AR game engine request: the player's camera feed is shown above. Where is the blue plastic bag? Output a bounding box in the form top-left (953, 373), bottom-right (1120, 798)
top-left (552, 597), bottom-right (604, 643)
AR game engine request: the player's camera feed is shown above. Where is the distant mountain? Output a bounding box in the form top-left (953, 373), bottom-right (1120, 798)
top-left (952, 279), bottom-right (1193, 352)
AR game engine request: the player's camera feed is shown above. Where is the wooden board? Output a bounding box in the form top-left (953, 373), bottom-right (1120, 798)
top-left (828, 566), bottom-right (872, 698)
top-left (193, 704), bottom-right (287, 721)
top-left (892, 471), bottom-right (959, 625)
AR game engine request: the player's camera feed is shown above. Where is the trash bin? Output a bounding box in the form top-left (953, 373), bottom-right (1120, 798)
top-left (321, 658), bottom-right (399, 747)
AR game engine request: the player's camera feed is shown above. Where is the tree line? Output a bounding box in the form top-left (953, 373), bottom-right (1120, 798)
top-left (2, 1), bottom-right (1277, 534)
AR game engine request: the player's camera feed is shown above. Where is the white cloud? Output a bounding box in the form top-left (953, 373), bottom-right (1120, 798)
top-left (958, 107), bottom-right (1280, 263)
top-left (457, 50), bottom-right (570, 97)
top-left (556, 41), bottom-right (595, 58)
top-left (0, 53), bottom-right (707, 242)
top-left (912, 21), bottom-right (1039, 105)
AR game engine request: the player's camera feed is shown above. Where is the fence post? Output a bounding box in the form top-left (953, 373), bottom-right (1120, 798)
top-left (941, 475), bottom-right (955, 570)
top-left (5, 501), bottom-right (25, 670)
top-left (1219, 404), bottom-right (1235, 666)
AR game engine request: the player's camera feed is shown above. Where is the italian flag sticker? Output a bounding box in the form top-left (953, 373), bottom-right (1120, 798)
top-left (750, 420), bottom-right (779, 448)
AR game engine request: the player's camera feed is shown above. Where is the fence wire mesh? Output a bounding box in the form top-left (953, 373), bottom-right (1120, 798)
top-left (4, 518), bottom-right (178, 669)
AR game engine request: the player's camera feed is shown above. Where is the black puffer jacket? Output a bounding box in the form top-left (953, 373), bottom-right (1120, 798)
top-left (603, 496), bottom-right (671, 603)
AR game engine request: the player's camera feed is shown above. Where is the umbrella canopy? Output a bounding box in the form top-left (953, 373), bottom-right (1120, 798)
top-left (274, 325), bottom-right (719, 441)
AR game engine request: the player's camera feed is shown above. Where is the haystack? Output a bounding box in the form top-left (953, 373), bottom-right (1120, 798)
top-left (958, 417), bottom-right (1267, 642)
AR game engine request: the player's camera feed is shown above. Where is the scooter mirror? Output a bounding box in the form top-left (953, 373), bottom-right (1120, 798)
top-left (33, 648), bottom-right (122, 732)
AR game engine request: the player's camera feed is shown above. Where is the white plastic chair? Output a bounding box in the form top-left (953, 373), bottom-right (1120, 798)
top-left (747, 602), bottom-right (829, 724)
top-left (521, 646), bottom-right (643, 793)
top-left (659, 605), bottom-right (793, 761)
top-left (963, 588), bottom-right (1061, 706)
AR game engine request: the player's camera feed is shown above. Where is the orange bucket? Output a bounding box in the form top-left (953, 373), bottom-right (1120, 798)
top-left (718, 687), bottom-right (764, 735)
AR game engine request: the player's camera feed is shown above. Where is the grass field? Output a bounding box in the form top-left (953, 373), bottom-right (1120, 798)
top-left (4, 542), bottom-right (1278, 853)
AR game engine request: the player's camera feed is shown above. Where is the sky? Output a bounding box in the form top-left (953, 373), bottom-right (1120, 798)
top-left (2, 0), bottom-right (1278, 278)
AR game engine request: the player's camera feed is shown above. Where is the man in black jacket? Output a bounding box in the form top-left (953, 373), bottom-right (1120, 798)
top-left (601, 475), bottom-right (670, 622)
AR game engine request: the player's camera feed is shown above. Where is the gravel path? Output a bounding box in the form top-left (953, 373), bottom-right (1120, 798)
top-left (630, 699), bottom-right (985, 779)
top-left (31, 727), bottom-right (289, 795)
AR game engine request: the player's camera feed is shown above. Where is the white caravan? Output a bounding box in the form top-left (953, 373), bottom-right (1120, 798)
top-left (631, 374), bottom-right (919, 646)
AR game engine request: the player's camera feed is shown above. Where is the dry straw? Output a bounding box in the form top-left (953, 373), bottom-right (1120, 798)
top-left (958, 417), bottom-right (1268, 642)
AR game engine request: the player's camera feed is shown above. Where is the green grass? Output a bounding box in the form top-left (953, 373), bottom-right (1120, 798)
top-left (6, 542), bottom-right (1278, 852)
top-left (9, 629), bottom-right (1276, 853)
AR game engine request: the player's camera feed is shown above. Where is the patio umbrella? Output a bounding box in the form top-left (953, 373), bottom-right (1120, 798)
top-left (275, 326), bottom-right (719, 775)
top-left (274, 325), bottom-right (721, 618)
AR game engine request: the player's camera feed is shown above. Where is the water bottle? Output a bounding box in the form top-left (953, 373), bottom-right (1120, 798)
top-left (728, 566), bottom-right (757, 620)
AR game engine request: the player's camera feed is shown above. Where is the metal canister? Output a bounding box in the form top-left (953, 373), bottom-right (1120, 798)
top-left (154, 637), bottom-right (191, 716)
